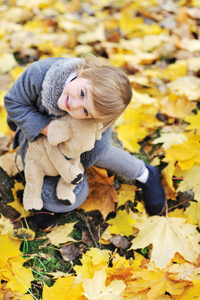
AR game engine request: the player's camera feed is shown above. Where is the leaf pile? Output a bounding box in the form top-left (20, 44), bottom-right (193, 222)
top-left (1, 0), bottom-right (200, 299)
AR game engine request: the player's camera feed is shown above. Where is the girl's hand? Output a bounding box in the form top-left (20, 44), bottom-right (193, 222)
top-left (40, 124), bottom-right (50, 136)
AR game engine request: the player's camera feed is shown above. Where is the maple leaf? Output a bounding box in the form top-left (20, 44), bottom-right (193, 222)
top-left (153, 132), bottom-right (188, 150)
top-left (163, 137), bottom-right (200, 170)
top-left (125, 266), bottom-right (191, 300)
top-left (130, 216), bottom-right (200, 269)
top-left (3, 261), bottom-right (34, 294)
top-left (79, 167), bottom-right (117, 219)
top-left (175, 164), bottom-right (200, 201)
top-left (47, 222), bottom-right (77, 246)
top-left (42, 276), bottom-right (83, 300)
top-left (8, 181), bottom-right (30, 219)
top-left (107, 209), bottom-right (136, 237)
top-left (160, 60), bottom-right (187, 81)
top-left (185, 110), bottom-right (200, 134)
top-left (184, 202), bottom-right (200, 225)
top-left (161, 160), bottom-right (177, 200)
top-left (74, 248), bottom-right (111, 280)
top-left (82, 268), bottom-right (126, 300)
top-left (0, 53), bottom-right (17, 74)
top-left (0, 234), bottom-right (22, 269)
top-left (167, 76), bottom-right (200, 101)
top-left (160, 95), bottom-right (197, 119)
top-left (117, 184), bottom-right (136, 207)
top-left (116, 107), bottom-right (149, 152)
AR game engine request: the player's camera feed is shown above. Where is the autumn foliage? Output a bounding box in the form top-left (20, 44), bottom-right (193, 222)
top-left (1, 0), bottom-right (200, 299)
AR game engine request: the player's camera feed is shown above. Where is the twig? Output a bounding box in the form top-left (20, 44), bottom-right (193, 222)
top-left (82, 214), bottom-right (98, 248)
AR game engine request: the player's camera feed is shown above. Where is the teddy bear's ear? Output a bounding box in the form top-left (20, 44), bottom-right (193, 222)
top-left (95, 123), bottom-right (103, 140)
top-left (47, 119), bottom-right (72, 145)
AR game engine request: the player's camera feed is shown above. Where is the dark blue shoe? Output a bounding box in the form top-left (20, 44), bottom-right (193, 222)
top-left (33, 209), bottom-right (58, 232)
top-left (137, 164), bottom-right (166, 216)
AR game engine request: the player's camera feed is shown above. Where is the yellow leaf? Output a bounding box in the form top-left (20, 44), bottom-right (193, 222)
top-left (0, 53), bottom-right (17, 74)
top-left (160, 96), bottom-right (197, 119)
top-left (117, 184), bottom-right (136, 207)
top-left (82, 269), bottom-right (126, 300)
top-left (0, 106), bottom-right (10, 136)
top-left (9, 181), bottom-right (30, 219)
top-left (47, 222), bottom-right (77, 246)
top-left (42, 276), bottom-right (83, 300)
top-left (9, 228), bottom-right (35, 241)
top-left (117, 107), bottom-right (149, 152)
top-left (163, 139), bottom-right (200, 170)
top-left (180, 37), bottom-right (200, 52)
top-left (180, 280), bottom-right (200, 299)
top-left (175, 164), bottom-right (200, 201)
top-left (185, 111), bottom-right (200, 134)
top-left (184, 202), bottom-right (200, 225)
top-left (0, 215), bottom-right (13, 235)
top-left (107, 209), bottom-right (136, 237)
top-left (187, 57), bottom-right (200, 72)
top-left (74, 248), bottom-right (111, 279)
top-left (3, 261), bottom-right (34, 294)
top-left (0, 234), bottom-right (22, 269)
top-left (167, 76), bottom-right (200, 100)
top-left (153, 132), bottom-right (188, 150)
top-left (9, 66), bottom-right (24, 81)
top-left (131, 216), bottom-right (200, 268)
top-left (168, 208), bottom-right (186, 218)
top-left (161, 61), bottom-right (187, 82)
top-left (126, 266), bottom-right (190, 299)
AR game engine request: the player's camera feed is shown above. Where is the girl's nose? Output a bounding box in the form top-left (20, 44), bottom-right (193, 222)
top-left (71, 99), bottom-right (82, 110)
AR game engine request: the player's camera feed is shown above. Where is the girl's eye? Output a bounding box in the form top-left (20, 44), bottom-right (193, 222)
top-left (84, 108), bottom-right (88, 116)
top-left (80, 90), bottom-right (84, 98)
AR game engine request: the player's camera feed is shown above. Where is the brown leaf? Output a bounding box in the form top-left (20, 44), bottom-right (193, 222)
top-left (79, 166), bottom-right (118, 219)
top-left (59, 244), bottom-right (80, 261)
top-left (110, 235), bottom-right (129, 250)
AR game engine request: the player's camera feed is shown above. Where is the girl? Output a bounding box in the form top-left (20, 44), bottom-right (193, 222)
top-left (4, 55), bottom-right (166, 231)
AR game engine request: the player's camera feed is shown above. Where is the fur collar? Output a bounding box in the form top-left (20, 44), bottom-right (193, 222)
top-left (41, 58), bottom-right (82, 116)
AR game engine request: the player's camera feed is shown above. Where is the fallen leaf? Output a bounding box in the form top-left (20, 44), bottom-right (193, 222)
top-left (110, 235), bottom-right (129, 249)
top-left (47, 222), bottom-right (77, 246)
top-left (82, 269), bottom-right (126, 300)
top-left (131, 216), bottom-right (200, 268)
top-left (59, 244), bottom-right (80, 261)
top-left (42, 276), bottom-right (83, 300)
top-left (167, 76), bottom-right (200, 101)
top-left (9, 228), bottom-right (35, 241)
top-left (79, 167), bottom-right (117, 219)
top-left (117, 184), bottom-right (136, 207)
top-left (107, 209), bottom-right (136, 237)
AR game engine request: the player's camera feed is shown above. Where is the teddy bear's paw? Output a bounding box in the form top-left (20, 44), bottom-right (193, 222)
top-left (71, 173), bottom-right (83, 185)
top-left (57, 187), bottom-right (76, 204)
top-left (23, 198), bottom-right (43, 211)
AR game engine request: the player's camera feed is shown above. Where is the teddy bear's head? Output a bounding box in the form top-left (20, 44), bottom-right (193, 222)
top-left (47, 115), bottom-right (103, 158)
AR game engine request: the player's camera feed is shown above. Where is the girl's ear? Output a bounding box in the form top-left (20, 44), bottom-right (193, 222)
top-left (47, 119), bottom-right (72, 145)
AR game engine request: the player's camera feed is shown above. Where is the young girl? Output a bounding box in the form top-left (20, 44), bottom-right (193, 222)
top-left (4, 55), bottom-right (166, 231)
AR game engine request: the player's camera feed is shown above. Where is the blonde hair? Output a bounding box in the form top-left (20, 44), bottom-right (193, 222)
top-left (78, 54), bottom-right (132, 129)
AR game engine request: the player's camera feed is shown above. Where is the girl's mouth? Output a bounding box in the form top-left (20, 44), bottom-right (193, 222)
top-left (65, 95), bottom-right (70, 110)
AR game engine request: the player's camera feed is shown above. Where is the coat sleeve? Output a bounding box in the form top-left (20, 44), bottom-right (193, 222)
top-left (4, 60), bottom-right (52, 142)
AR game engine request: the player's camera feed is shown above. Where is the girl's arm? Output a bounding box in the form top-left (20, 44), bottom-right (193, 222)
top-left (4, 59), bottom-right (57, 142)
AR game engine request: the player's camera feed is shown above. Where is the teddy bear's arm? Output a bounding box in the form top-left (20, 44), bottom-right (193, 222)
top-left (44, 140), bottom-right (83, 183)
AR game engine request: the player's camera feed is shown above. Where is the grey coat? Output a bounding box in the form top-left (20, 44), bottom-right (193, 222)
top-left (4, 57), bottom-right (145, 212)
top-left (4, 57), bottom-right (111, 170)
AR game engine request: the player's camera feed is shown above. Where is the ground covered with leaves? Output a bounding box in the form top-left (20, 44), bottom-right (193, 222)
top-left (1, 0), bottom-right (200, 299)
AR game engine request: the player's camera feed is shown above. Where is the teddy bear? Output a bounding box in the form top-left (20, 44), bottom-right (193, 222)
top-left (23, 114), bottom-right (102, 211)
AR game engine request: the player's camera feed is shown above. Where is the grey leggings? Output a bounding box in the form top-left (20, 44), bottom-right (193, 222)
top-left (40, 127), bottom-right (145, 213)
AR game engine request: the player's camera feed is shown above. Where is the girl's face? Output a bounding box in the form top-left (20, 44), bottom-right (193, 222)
top-left (58, 77), bottom-right (100, 120)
